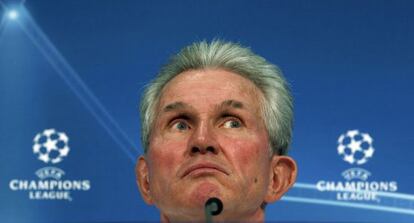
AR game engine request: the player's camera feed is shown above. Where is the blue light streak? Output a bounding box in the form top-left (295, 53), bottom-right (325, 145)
top-left (9, 6), bottom-right (139, 163)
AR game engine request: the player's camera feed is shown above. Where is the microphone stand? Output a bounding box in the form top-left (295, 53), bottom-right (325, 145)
top-left (204, 197), bottom-right (223, 223)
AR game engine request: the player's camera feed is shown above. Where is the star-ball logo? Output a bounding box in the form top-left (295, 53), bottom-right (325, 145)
top-left (9, 129), bottom-right (91, 201)
top-left (316, 130), bottom-right (398, 202)
top-left (33, 129), bottom-right (70, 164)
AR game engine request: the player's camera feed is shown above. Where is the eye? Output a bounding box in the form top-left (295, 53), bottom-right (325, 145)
top-left (172, 121), bottom-right (189, 131)
top-left (223, 119), bottom-right (242, 128)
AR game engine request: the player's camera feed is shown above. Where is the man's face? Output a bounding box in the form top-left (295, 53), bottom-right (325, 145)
top-left (140, 69), bottom-right (277, 221)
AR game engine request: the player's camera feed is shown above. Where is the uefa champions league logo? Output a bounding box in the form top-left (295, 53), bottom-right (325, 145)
top-left (9, 128), bottom-right (91, 201)
top-left (316, 129), bottom-right (398, 202)
top-left (33, 129), bottom-right (70, 164)
top-left (337, 130), bottom-right (375, 165)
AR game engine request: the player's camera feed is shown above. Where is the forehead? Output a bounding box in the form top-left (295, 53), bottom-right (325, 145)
top-left (158, 69), bottom-right (263, 112)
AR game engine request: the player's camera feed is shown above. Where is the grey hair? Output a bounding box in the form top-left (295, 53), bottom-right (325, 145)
top-left (140, 40), bottom-right (293, 155)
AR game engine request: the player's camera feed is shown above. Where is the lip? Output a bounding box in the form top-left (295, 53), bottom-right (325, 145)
top-left (182, 163), bottom-right (229, 178)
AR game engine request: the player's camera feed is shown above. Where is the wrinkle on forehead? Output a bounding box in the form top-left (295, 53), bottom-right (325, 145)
top-left (156, 68), bottom-right (266, 122)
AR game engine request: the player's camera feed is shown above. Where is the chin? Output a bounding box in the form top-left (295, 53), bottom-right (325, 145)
top-left (187, 181), bottom-right (223, 206)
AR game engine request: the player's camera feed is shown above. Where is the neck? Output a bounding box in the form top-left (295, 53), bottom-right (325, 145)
top-left (160, 207), bottom-right (265, 223)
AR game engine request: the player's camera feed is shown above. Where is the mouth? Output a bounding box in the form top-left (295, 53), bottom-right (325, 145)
top-left (182, 163), bottom-right (229, 178)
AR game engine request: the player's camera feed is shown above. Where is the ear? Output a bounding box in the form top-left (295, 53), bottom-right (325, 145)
top-left (264, 155), bottom-right (297, 203)
top-left (135, 155), bottom-right (154, 204)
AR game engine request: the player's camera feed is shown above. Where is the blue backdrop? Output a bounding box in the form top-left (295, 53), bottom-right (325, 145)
top-left (1, 0), bottom-right (413, 222)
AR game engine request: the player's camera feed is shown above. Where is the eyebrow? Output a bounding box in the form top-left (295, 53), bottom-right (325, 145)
top-left (163, 101), bottom-right (192, 112)
top-left (217, 99), bottom-right (244, 110)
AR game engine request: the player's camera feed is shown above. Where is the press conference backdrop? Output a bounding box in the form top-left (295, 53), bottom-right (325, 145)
top-left (1, 0), bottom-right (413, 222)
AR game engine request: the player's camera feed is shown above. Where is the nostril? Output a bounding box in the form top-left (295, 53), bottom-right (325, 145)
top-left (206, 146), bottom-right (215, 153)
top-left (191, 147), bottom-right (200, 153)
top-left (190, 146), bottom-right (217, 155)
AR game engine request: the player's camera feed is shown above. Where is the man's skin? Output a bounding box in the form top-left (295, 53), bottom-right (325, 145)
top-left (136, 69), bottom-right (297, 222)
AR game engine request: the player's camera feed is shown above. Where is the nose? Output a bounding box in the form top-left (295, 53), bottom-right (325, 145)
top-left (188, 121), bottom-right (220, 156)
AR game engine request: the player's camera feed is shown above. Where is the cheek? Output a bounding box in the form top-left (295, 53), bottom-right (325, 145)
top-left (225, 137), bottom-right (269, 173)
top-left (221, 127), bottom-right (269, 164)
top-left (233, 141), bottom-right (257, 164)
top-left (147, 137), bottom-right (186, 180)
top-left (226, 138), bottom-right (271, 202)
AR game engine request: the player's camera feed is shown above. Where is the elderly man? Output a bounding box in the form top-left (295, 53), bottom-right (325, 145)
top-left (135, 40), bottom-right (297, 222)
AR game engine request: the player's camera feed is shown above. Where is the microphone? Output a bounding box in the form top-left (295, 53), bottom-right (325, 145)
top-left (204, 197), bottom-right (223, 223)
